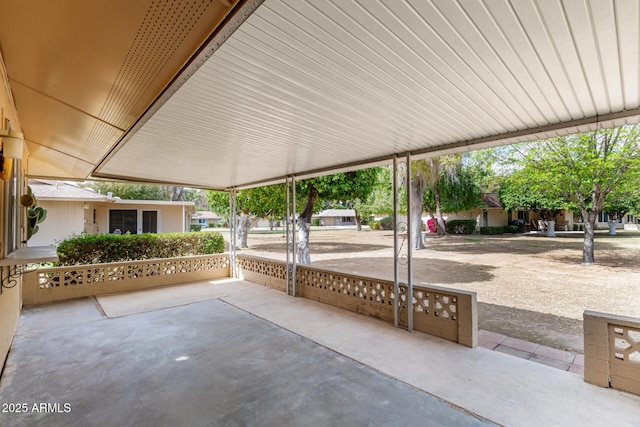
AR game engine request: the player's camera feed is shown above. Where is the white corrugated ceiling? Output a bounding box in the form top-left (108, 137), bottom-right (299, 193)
top-left (6, 0), bottom-right (640, 190)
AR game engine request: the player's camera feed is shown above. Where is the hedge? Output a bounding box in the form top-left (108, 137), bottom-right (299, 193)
top-left (503, 225), bottom-right (519, 234)
top-left (445, 219), bottom-right (476, 234)
top-left (479, 225), bottom-right (521, 235)
top-left (369, 221), bottom-right (381, 230)
top-left (56, 232), bottom-right (225, 266)
top-left (379, 216), bottom-right (394, 230)
top-left (480, 226), bottom-right (503, 235)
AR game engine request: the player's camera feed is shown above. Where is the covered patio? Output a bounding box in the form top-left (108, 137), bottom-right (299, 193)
top-left (2, 279), bottom-right (639, 426)
top-left (2, 0), bottom-right (640, 424)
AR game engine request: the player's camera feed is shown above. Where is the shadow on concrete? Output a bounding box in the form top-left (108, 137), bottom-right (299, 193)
top-left (478, 302), bottom-right (583, 353)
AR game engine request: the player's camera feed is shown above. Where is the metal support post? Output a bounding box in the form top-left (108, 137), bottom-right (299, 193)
top-left (285, 177), bottom-right (291, 295)
top-left (229, 189), bottom-right (237, 278)
top-left (406, 152), bottom-right (413, 332)
top-left (292, 175), bottom-right (297, 297)
top-left (392, 155), bottom-right (399, 328)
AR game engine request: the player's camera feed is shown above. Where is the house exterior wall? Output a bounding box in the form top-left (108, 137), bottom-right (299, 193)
top-left (0, 66), bottom-right (27, 368)
top-left (322, 217), bottom-right (338, 226)
top-left (445, 208), bottom-right (508, 228)
top-left (315, 216), bottom-right (355, 226)
top-left (96, 203), bottom-right (186, 235)
top-left (26, 201), bottom-right (191, 246)
top-left (27, 200), bottom-right (85, 246)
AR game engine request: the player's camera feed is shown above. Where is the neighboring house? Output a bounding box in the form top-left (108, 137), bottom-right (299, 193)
top-left (574, 211), bottom-right (640, 231)
top-left (438, 193), bottom-right (577, 231)
top-left (28, 180), bottom-right (196, 246)
top-left (442, 194), bottom-right (509, 228)
top-left (313, 209), bottom-right (356, 226)
top-left (191, 211), bottom-right (221, 228)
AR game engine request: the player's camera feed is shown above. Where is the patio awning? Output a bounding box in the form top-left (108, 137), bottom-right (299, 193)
top-left (2, 0), bottom-right (640, 190)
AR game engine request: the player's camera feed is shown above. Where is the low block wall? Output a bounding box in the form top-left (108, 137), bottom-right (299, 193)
top-left (23, 254), bottom-right (230, 305)
top-left (236, 255), bottom-right (288, 292)
top-left (237, 255), bottom-right (477, 347)
top-left (584, 310), bottom-right (640, 395)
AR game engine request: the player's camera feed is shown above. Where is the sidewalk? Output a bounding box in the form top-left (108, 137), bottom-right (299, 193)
top-left (478, 330), bottom-right (584, 375)
top-left (221, 281), bottom-right (640, 426)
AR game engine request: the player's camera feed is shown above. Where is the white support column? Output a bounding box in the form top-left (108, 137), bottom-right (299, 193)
top-left (393, 153), bottom-right (413, 331)
top-left (229, 189), bottom-right (237, 279)
top-left (393, 156), bottom-right (399, 328)
top-left (406, 152), bottom-right (413, 332)
top-left (292, 176), bottom-right (297, 297)
top-left (285, 177), bottom-right (292, 296)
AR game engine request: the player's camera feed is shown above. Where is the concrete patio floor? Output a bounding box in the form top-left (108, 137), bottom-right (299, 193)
top-left (1, 279), bottom-right (640, 426)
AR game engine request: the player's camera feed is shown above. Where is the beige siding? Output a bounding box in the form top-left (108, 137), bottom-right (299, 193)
top-left (28, 200), bottom-right (85, 246)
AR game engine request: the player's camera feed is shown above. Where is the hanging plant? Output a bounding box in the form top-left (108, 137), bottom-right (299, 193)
top-left (21, 186), bottom-right (47, 240)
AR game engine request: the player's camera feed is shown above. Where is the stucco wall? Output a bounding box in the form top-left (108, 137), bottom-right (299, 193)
top-left (27, 200), bottom-right (85, 246)
top-left (0, 63), bottom-right (26, 368)
top-left (94, 203), bottom-right (186, 234)
top-left (160, 205), bottom-right (184, 232)
top-left (446, 208), bottom-right (508, 228)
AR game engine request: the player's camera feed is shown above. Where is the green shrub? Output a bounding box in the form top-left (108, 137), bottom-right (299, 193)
top-left (379, 216), bottom-right (394, 230)
top-left (480, 226), bottom-right (503, 235)
top-left (369, 221), bottom-right (381, 230)
top-left (311, 218), bottom-right (321, 226)
top-left (446, 219), bottom-right (476, 234)
top-left (502, 225), bottom-right (519, 234)
top-left (190, 224), bottom-right (202, 232)
top-left (56, 232), bottom-right (225, 266)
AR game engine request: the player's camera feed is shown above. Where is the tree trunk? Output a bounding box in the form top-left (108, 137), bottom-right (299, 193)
top-left (237, 212), bottom-right (250, 248)
top-left (355, 210), bottom-right (362, 231)
top-left (582, 210), bottom-right (597, 264)
top-left (434, 190), bottom-right (446, 236)
top-left (297, 221), bottom-right (311, 265)
top-left (297, 187), bottom-right (318, 265)
top-left (410, 177), bottom-right (425, 249)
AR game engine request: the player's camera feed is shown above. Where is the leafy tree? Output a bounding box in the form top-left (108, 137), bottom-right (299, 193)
top-left (82, 181), bottom-right (171, 200)
top-left (81, 181), bottom-right (202, 203)
top-left (503, 127), bottom-right (640, 264)
top-left (296, 168), bottom-right (381, 264)
top-left (354, 166), bottom-right (403, 220)
top-left (602, 186), bottom-right (640, 235)
top-left (206, 184), bottom-right (286, 248)
top-left (423, 161), bottom-right (482, 235)
top-left (498, 172), bottom-right (569, 221)
top-left (411, 154), bottom-right (469, 242)
top-left (322, 168), bottom-right (381, 230)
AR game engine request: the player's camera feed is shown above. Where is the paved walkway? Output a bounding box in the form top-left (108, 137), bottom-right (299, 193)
top-left (478, 330), bottom-right (584, 375)
top-left (2, 279), bottom-right (640, 426)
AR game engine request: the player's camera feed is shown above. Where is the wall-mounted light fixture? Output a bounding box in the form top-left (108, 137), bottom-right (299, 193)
top-left (0, 119), bottom-right (24, 159)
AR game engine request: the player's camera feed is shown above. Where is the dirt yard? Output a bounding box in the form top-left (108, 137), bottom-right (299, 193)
top-left (231, 228), bottom-right (640, 353)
